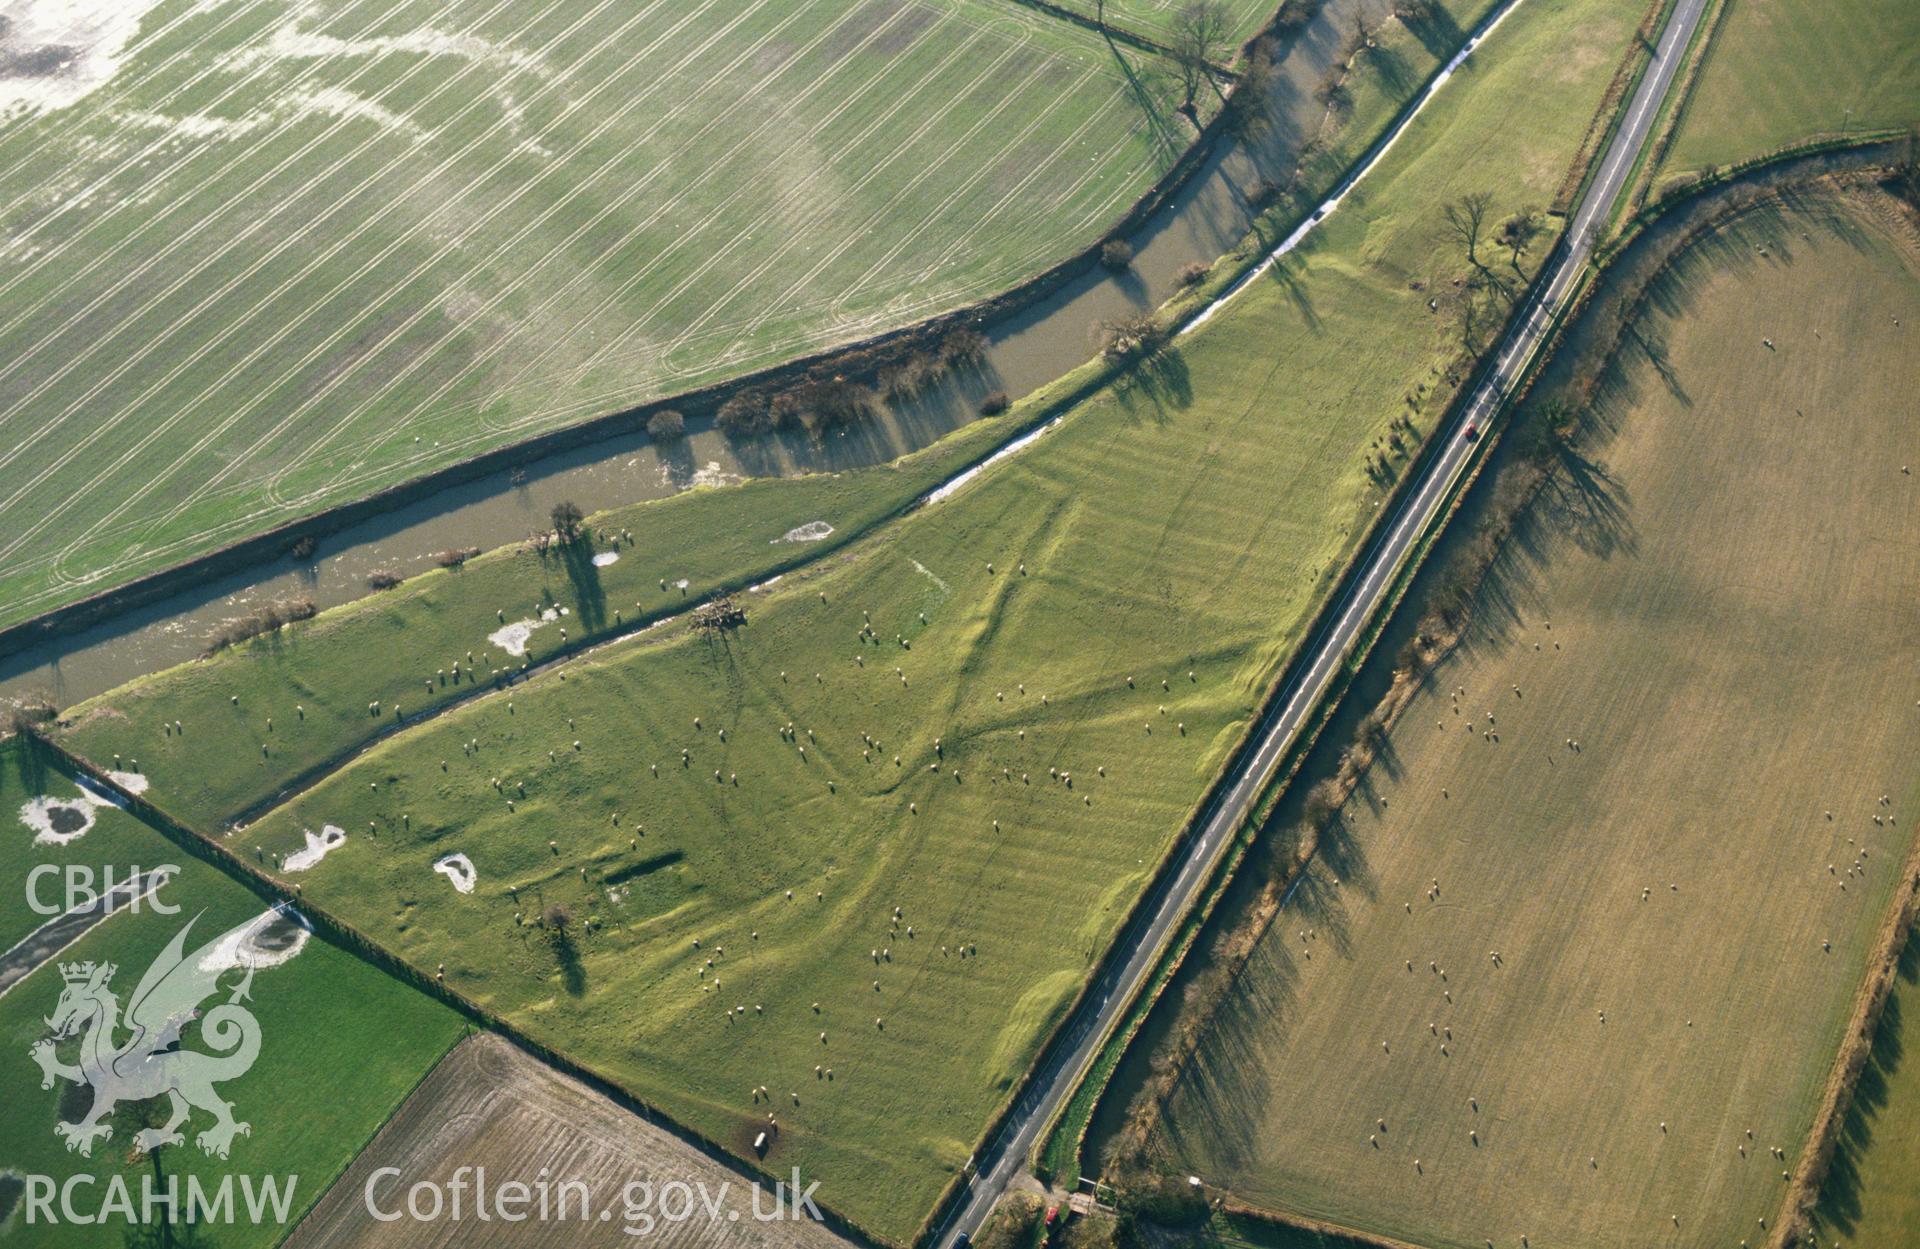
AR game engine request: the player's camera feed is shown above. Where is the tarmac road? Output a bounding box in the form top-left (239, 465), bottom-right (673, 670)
top-left (932, 0), bottom-right (1711, 1239)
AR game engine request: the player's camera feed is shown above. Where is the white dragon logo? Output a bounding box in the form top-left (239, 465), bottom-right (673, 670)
top-left (29, 912), bottom-right (266, 1159)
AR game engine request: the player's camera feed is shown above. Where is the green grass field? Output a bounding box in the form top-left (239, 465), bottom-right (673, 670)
top-left (46, 0), bottom-right (1653, 1238)
top-left (1812, 924), bottom-right (1920, 1248)
top-left (54, 395), bottom-right (1062, 834)
top-left (1141, 189), bottom-right (1920, 1249)
top-left (0, 0), bottom-right (1218, 633)
top-left (1659, 0), bottom-right (1920, 182)
top-left (50, 0), bottom-right (1505, 838)
top-left (0, 794), bottom-right (465, 1247)
top-left (1043, 0), bottom-right (1281, 46)
top-left (1, 737), bottom-right (187, 953)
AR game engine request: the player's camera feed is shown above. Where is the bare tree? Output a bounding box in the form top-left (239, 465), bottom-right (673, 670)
top-left (1098, 312), bottom-right (1165, 361)
top-left (1498, 209), bottom-right (1543, 271)
top-left (1445, 191), bottom-right (1516, 304)
top-left (646, 409), bottom-right (686, 442)
top-left (1169, 1), bottom-right (1231, 119)
top-left (1346, 12), bottom-right (1372, 60)
top-left (549, 500), bottom-right (585, 544)
top-left (1443, 192), bottom-right (1492, 269)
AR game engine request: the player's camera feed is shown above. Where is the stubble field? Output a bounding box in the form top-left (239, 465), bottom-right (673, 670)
top-left (1142, 187), bottom-right (1920, 1249)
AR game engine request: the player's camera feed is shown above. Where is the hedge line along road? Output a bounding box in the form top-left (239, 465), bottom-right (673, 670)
top-left (932, 0), bottom-right (1712, 1240)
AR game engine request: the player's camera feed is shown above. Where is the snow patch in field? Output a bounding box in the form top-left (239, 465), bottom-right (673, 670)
top-left (19, 769), bottom-right (147, 844)
top-left (195, 906), bottom-right (312, 973)
top-left (117, 109), bottom-right (263, 140)
top-left (749, 574), bottom-right (782, 593)
top-left (288, 86), bottom-right (422, 138)
top-left (923, 419), bottom-right (1060, 504)
top-left (775, 521), bottom-right (833, 544)
top-left (432, 853), bottom-right (476, 894)
top-left (232, 23), bottom-right (549, 78)
top-left (19, 796), bottom-right (95, 845)
top-left (591, 551), bottom-right (620, 567)
top-left (104, 770), bottom-right (149, 795)
top-left (0, 0), bottom-right (169, 115)
top-left (283, 825), bottom-right (346, 872)
top-left (488, 606), bottom-right (561, 656)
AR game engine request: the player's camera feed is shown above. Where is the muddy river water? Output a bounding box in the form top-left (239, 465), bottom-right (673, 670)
top-left (0, 0), bottom-right (1425, 708)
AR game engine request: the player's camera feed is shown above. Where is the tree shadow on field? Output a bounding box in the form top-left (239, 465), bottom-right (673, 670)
top-left (1623, 323), bottom-right (1689, 406)
top-left (1114, 346), bottom-right (1194, 417)
top-left (1259, 252), bottom-right (1319, 331)
top-left (552, 929), bottom-right (587, 997)
top-left (1451, 447), bottom-right (1636, 662)
top-left (1103, 33), bottom-right (1188, 169)
top-left (557, 538), bottom-right (607, 633)
top-left (1366, 39), bottom-right (1414, 99)
top-left (16, 729), bottom-right (53, 795)
top-left (1159, 819), bottom-right (1380, 1174)
top-left (1815, 925), bottom-right (1918, 1241)
top-left (1398, 4), bottom-right (1465, 61)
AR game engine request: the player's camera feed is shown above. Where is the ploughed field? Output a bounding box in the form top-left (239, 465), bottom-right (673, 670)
top-left (0, 0), bottom-right (1207, 632)
top-left (49, 0), bottom-right (1651, 1239)
top-left (285, 1032), bottom-right (859, 1249)
top-left (1143, 188), bottom-right (1920, 1249)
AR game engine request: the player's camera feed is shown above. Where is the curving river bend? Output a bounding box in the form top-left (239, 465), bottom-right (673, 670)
top-left (1, 0), bottom-right (1490, 708)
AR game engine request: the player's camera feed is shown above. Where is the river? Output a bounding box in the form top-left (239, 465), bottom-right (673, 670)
top-left (0, 0), bottom-right (1407, 708)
